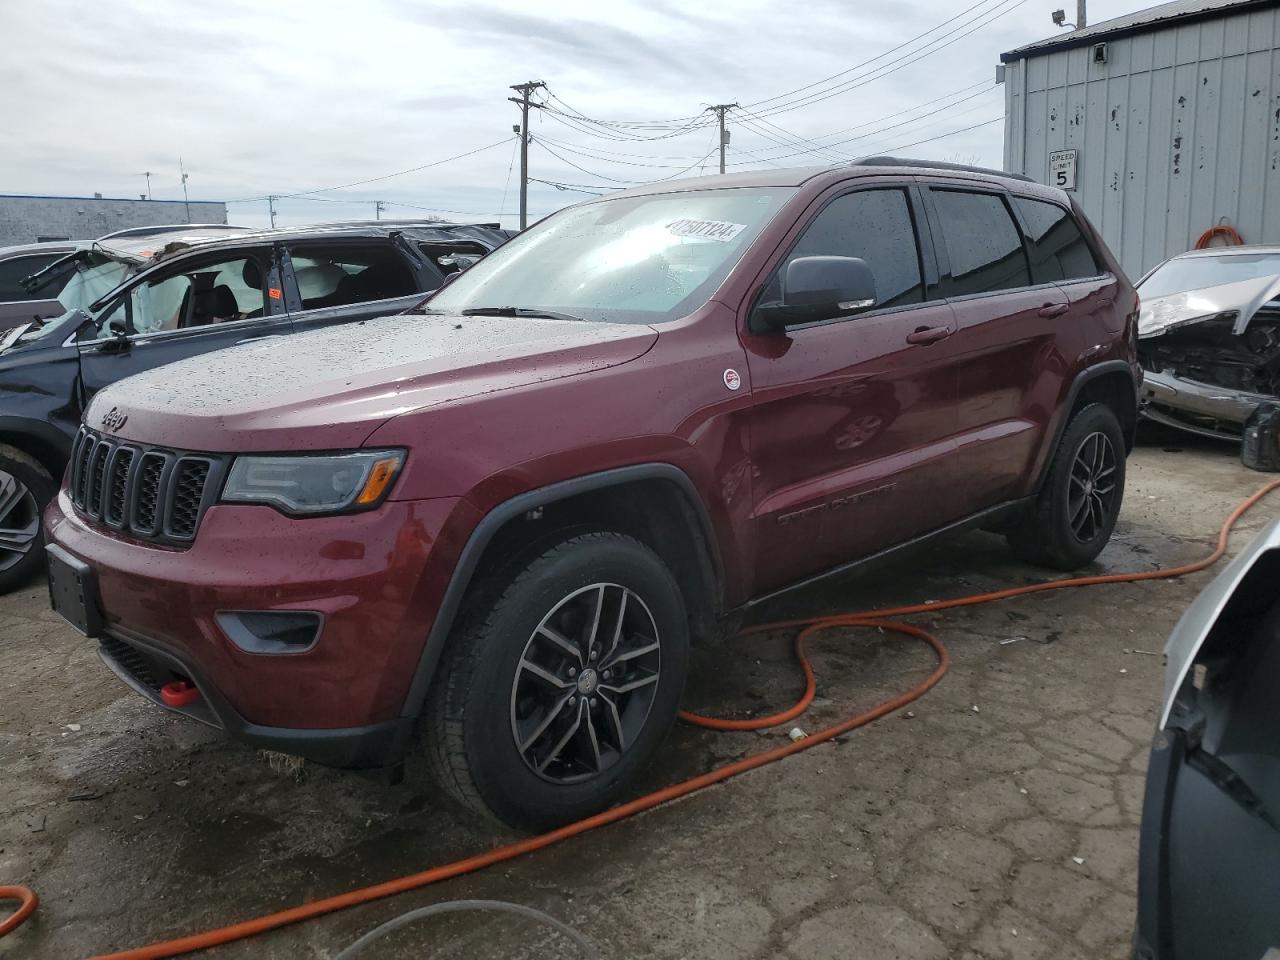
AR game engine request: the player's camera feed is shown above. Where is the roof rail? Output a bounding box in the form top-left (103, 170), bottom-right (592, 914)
top-left (852, 156), bottom-right (1035, 182)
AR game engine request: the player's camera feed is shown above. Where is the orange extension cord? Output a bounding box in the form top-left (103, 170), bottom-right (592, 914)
top-left (1195, 222), bottom-right (1245, 248)
top-left (2, 478), bottom-right (1278, 959)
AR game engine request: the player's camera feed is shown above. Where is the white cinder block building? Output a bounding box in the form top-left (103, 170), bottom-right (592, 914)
top-left (1000, 0), bottom-right (1280, 277)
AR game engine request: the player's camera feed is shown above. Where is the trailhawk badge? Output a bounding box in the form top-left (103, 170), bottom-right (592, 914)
top-left (723, 369), bottom-right (742, 391)
top-left (100, 406), bottom-right (129, 433)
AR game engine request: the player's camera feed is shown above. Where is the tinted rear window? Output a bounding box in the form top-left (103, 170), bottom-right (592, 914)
top-left (931, 190), bottom-right (1030, 297)
top-left (1013, 197), bottom-right (1099, 282)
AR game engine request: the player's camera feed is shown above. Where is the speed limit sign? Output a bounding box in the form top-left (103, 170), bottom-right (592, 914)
top-left (1049, 149), bottom-right (1078, 190)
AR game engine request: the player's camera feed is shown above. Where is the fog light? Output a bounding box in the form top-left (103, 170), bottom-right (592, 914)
top-left (216, 611), bottom-right (322, 654)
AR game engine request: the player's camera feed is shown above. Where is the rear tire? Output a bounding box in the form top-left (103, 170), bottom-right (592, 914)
top-left (1008, 403), bottom-right (1126, 571)
top-left (0, 444), bottom-right (55, 594)
top-left (420, 531), bottom-right (689, 831)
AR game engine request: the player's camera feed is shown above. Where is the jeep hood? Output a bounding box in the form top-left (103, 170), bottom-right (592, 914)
top-left (84, 313), bottom-right (658, 451)
top-left (1138, 274), bottom-right (1280, 338)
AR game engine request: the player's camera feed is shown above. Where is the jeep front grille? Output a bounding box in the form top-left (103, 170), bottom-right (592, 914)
top-left (69, 428), bottom-right (228, 545)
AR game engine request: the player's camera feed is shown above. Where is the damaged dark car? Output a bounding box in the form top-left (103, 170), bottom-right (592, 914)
top-left (1136, 247), bottom-right (1280, 449)
top-left (0, 220), bottom-right (510, 593)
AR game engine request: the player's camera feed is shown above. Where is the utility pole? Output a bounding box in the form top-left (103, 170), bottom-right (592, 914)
top-left (375, 200), bottom-right (385, 220)
top-left (267, 196), bottom-right (277, 229)
top-left (179, 157), bottom-right (191, 222)
top-left (509, 80), bottom-right (545, 230)
top-left (708, 104), bottom-right (738, 174)
top-left (1076, 0), bottom-right (1087, 27)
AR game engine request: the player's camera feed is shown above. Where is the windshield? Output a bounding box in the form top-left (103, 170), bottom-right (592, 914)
top-left (1139, 253), bottom-right (1280, 299)
top-left (426, 186), bottom-right (795, 324)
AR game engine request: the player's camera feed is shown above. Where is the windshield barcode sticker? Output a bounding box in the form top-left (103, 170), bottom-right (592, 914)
top-left (666, 219), bottom-right (747, 242)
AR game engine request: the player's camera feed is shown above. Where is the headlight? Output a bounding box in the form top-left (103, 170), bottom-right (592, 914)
top-left (221, 450), bottom-right (405, 515)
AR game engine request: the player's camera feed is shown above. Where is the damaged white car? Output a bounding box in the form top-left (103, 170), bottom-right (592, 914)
top-left (1137, 246), bottom-right (1280, 442)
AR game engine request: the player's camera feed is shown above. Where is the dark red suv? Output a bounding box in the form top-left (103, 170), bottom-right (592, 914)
top-left (45, 159), bottom-right (1140, 829)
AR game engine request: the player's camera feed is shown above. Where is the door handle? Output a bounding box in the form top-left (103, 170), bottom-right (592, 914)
top-left (905, 325), bottom-right (952, 345)
top-left (1038, 302), bottom-right (1070, 318)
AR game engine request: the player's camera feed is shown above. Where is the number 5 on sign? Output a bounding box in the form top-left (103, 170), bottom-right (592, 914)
top-left (1049, 149), bottom-right (1078, 190)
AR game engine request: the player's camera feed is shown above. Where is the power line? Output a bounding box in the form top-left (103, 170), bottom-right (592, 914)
top-left (530, 79), bottom-right (995, 168)
top-left (730, 113), bottom-right (847, 164)
top-left (526, 0), bottom-right (1015, 138)
top-left (528, 178), bottom-right (606, 195)
top-left (743, 0), bottom-right (1001, 111)
top-left (524, 135), bottom-right (733, 170)
top-left (222, 137), bottom-right (516, 203)
top-left (240, 193), bottom-right (565, 222)
top-left (727, 146), bottom-right (787, 169)
top-left (498, 138), bottom-right (519, 221)
top-left (540, 91), bottom-right (709, 131)
top-left (766, 78), bottom-right (993, 143)
top-left (744, 0), bottom-right (1029, 120)
top-left (854, 115), bottom-right (1004, 157)
top-left (533, 136), bottom-right (718, 186)
top-left (539, 91), bottom-right (715, 141)
top-left (729, 84), bottom-right (999, 164)
top-left (730, 109), bottom-right (850, 163)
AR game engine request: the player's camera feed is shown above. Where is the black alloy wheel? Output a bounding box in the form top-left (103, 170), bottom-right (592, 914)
top-left (1067, 431), bottom-right (1119, 542)
top-left (510, 582), bottom-right (662, 783)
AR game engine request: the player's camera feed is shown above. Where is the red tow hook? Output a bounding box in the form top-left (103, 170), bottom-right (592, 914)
top-left (160, 679), bottom-right (201, 708)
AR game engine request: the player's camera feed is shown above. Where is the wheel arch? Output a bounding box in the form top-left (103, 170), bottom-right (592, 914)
top-left (0, 417), bottom-right (73, 484)
top-left (399, 463), bottom-right (726, 722)
top-left (1035, 360), bottom-right (1137, 494)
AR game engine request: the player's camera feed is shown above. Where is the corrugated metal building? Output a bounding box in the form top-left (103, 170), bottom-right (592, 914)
top-left (1000, 0), bottom-right (1280, 278)
top-left (0, 194), bottom-right (228, 247)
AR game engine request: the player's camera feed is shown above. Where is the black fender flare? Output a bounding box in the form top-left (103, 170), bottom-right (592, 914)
top-left (1035, 359), bottom-right (1138, 493)
top-left (0, 416), bottom-right (75, 478)
top-left (398, 462), bottom-right (725, 722)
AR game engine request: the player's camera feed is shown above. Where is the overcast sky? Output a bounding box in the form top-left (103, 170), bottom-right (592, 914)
top-left (0, 0), bottom-right (1152, 230)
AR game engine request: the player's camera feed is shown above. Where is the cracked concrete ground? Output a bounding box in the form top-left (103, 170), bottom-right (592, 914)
top-left (1, 437), bottom-right (1273, 959)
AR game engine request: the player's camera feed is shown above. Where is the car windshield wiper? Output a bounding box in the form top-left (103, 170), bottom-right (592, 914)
top-left (461, 306), bottom-right (584, 322)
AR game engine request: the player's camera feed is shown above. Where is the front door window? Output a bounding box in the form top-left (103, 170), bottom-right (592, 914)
top-left (94, 256), bottom-right (269, 337)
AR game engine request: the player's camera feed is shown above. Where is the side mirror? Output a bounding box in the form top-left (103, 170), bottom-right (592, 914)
top-left (755, 256), bottom-right (878, 330)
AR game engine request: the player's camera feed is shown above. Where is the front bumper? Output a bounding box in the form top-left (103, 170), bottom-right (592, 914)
top-left (45, 490), bottom-right (465, 768)
top-left (1139, 368), bottom-right (1272, 440)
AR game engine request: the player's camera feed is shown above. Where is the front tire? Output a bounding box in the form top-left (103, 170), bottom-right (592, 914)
top-left (1008, 403), bottom-right (1126, 571)
top-left (0, 444), bottom-right (55, 593)
top-left (422, 532), bottom-right (689, 831)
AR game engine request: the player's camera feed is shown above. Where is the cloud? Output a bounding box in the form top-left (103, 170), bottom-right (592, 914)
top-left (0, 0), bottom-right (1157, 230)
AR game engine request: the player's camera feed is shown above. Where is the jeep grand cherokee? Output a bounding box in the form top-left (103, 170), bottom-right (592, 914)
top-left (45, 159), bottom-right (1140, 830)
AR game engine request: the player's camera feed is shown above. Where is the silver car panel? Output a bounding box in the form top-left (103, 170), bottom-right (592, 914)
top-left (1160, 517), bottom-right (1280, 729)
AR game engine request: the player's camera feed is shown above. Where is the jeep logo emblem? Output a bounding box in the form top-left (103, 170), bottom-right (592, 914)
top-left (100, 407), bottom-right (129, 433)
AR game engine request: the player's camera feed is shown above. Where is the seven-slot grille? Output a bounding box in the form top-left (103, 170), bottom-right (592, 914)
top-left (69, 427), bottom-right (226, 545)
